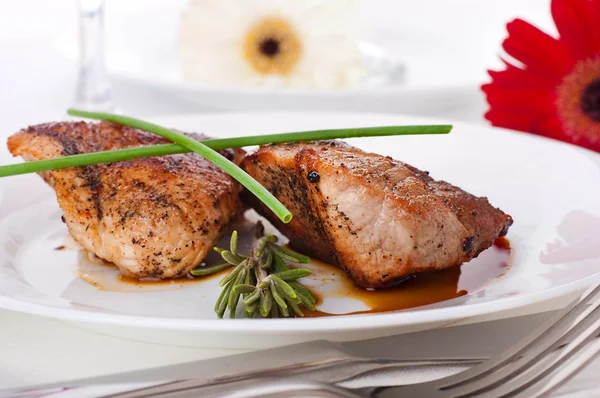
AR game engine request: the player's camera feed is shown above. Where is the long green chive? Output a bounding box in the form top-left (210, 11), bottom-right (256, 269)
top-left (0, 116), bottom-right (451, 179)
top-left (66, 109), bottom-right (293, 223)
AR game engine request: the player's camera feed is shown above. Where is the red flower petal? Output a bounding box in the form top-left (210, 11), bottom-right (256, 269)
top-left (530, 114), bottom-right (568, 141)
top-left (482, 84), bottom-right (554, 113)
top-left (593, 0), bottom-right (600, 52)
top-left (551, 0), bottom-right (598, 58)
top-left (487, 59), bottom-right (555, 90)
top-left (483, 3), bottom-right (600, 153)
top-left (485, 109), bottom-right (539, 133)
top-left (531, 113), bottom-right (600, 152)
top-left (573, 134), bottom-right (600, 153)
top-left (502, 19), bottom-right (575, 80)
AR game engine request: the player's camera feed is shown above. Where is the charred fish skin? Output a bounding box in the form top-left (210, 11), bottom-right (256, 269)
top-left (8, 121), bottom-right (244, 279)
top-left (241, 141), bottom-right (512, 288)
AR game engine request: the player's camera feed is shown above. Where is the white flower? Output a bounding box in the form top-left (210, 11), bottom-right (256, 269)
top-left (179, 0), bottom-right (366, 89)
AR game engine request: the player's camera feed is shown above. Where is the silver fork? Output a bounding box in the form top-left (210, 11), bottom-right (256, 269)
top-left (107, 282), bottom-right (600, 397)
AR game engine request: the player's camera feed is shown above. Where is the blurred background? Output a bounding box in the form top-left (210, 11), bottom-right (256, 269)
top-left (0, 0), bottom-right (553, 133)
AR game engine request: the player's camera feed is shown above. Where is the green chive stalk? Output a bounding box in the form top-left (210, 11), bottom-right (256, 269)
top-left (0, 124), bottom-right (452, 178)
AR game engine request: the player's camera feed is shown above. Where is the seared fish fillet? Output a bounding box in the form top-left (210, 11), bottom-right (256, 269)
top-left (242, 141), bottom-right (512, 288)
top-left (8, 122), bottom-right (244, 279)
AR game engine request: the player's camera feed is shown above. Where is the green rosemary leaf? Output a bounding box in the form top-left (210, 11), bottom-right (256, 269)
top-left (270, 281), bottom-right (288, 311)
top-left (259, 290), bottom-right (273, 318)
top-left (228, 269), bottom-right (246, 318)
top-left (215, 281), bottom-right (233, 318)
top-left (234, 284), bottom-right (257, 294)
top-left (219, 250), bottom-right (246, 266)
top-left (245, 298), bottom-right (258, 313)
top-left (265, 234), bottom-right (279, 243)
top-left (268, 244), bottom-right (310, 264)
top-left (214, 282), bottom-right (229, 313)
top-left (244, 269), bottom-right (251, 285)
top-left (277, 302), bottom-right (290, 318)
top-left (273, 244), bottom-right (311, 263)
top-left (271, 304), bottom-right (280, 318)
top-left (272, 253), bottom-right (289, 273)
top-left (190, 262), bottom-right (232, 276)
top-left (258, 280), bottom-right (270, 290)
top-left (246, 300), bottom-right (258, 313)
top-left (255, 237), bottom-right (269, 257)
top-left (270, 275), bottom-right (297, 301)
top-left (283, 291), bottom-right (302, 306)
top-left (244, 256), bottom-right (257, 270)
top-left (243, 288), bottom-right (262, 306)
top-left (274, 269), bottom-right (312, 281)
top-left (289, 282), bottom-right (317, 305)
top-left (260, 249), bottom-right (273, 270)
top-left (295, 290), bottom-right (316, 312)
top-left (229, 230), bottom-right (239, 256)
top-left (219, 260), bottom-right (246, 287)
top-left (228, 300), bottom-right (239, 318)
top-left (290, 301), bottom-right (304, 317)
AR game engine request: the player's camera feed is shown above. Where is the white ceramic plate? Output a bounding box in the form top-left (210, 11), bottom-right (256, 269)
top-left (56, 1), bottom-right (481, 116)
top-left (1, 112), bottom-right (600, 349)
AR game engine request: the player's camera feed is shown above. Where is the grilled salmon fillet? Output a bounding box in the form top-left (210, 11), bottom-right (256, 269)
top-left (8, 121), bottom-right (244, 279)
top-left (241, 141), bottom-right (513, 288)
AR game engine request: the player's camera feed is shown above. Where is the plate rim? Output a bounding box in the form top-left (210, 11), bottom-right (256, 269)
top-left (113, 70), bottom-right (479, 98)
top-left (0, 276), bottom-right (595, 332)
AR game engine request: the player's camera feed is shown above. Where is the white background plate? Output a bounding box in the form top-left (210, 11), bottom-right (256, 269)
top-left (1, 112), bottom-right (599, 349)
top-left (47, 0), bottom-right (553, 117)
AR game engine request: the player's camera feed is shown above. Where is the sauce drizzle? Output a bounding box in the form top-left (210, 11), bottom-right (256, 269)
top-left (78, 237), bottom-right (511, 315)
top-left (303, 237), bottom-right (511, 317)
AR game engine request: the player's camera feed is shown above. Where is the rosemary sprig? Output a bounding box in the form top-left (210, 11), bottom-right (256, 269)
top-left (198, 224), bottom-right (316, 318)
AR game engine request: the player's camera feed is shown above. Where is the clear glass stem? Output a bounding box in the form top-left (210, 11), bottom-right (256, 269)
top-left (73, 0), bottom-right (115, 112)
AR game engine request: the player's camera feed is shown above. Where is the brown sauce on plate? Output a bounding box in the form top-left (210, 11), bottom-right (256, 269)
top-left (78, 237), bottom-right (511, 315)
top-left (78, 253), bottom-right (227, 292)
top-left (303, 237), bottom-right (511, 317)
top-left (117, 271), bottom-right (224, 286)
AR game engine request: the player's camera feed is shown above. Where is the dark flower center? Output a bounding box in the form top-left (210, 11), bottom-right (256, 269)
top-left (581, 78), bottom-right (600, 122)
top-left (259, 38), bottom-right (280, 58)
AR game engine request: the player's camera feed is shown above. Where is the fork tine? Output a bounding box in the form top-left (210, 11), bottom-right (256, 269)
top-left (514, 330), bottom-right (600, 397)
top-left (490, 321), bottom-right (600, 398)
top-left (441, 283), bottom-right (600, 397)
top-left (452, 308), bottom-right (600, 398)
top-left (369, 320), bottom-right (600, 398)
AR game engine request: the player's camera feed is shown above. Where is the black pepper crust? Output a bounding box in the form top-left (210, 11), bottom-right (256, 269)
top-left (241, 143), bottom-right (343, 267)
top-left (8, 121), bottom-right (245, 279)
top-left (241, 140), bottom-right (513, 288)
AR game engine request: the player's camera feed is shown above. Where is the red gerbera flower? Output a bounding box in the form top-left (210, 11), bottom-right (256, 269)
top-left (482, 0), bottom-right (600, 152)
